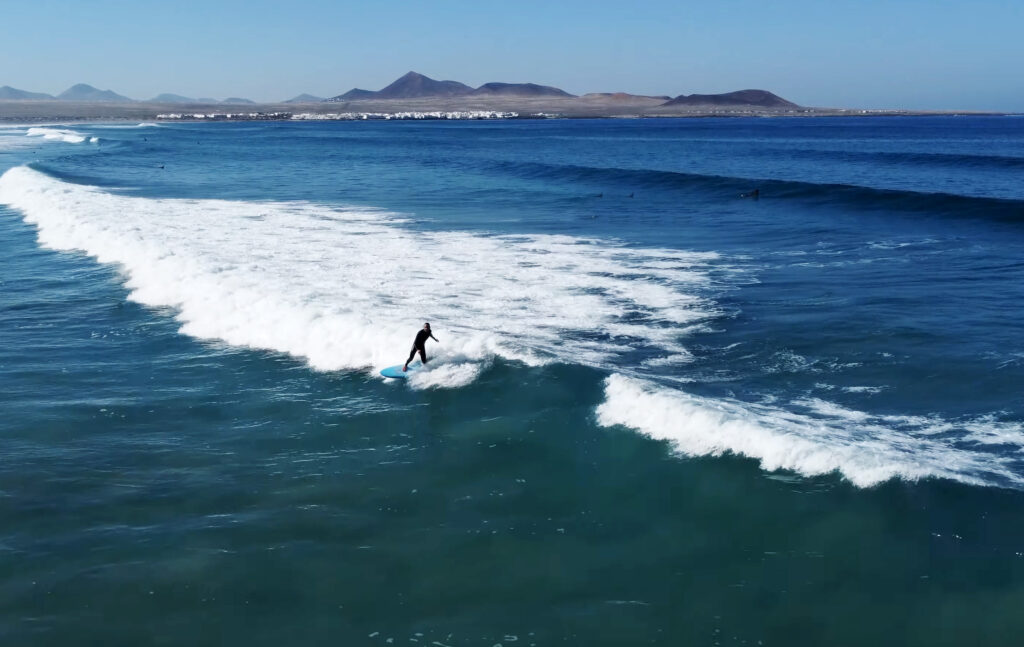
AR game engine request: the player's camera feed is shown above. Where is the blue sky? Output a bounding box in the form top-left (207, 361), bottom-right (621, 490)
top-left (2, 0), bottom-right (1022, 109)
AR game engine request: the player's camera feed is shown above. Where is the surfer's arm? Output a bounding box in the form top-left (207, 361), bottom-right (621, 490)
top-left (430, 333), bottom-right (439, 342)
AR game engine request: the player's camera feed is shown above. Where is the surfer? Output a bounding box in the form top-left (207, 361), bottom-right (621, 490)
top-left (403, 323), bottom-right (439, 372)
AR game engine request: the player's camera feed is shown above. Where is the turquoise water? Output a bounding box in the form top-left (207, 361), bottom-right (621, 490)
top-left (2, 117), bottom-right (1024, 645)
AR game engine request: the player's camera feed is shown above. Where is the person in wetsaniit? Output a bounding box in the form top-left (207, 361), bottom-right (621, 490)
top-left (404, 322), bottom-right (439, 372)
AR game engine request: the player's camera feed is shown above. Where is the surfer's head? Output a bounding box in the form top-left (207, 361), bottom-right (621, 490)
top-left (423, 322), bottom-right (431, 330)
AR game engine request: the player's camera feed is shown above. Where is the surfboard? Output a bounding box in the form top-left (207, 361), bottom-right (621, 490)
top-left (380, 363), bottom-right (419, 379)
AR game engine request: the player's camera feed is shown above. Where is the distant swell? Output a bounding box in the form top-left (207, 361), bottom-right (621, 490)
top-left (490, 160), bottom-right (1024, 221)
top-left (769, 148), bottom-right (1024, 171)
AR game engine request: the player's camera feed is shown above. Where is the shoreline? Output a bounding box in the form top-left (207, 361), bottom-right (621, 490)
top-left (0, 99), bottom-right (1013, 124)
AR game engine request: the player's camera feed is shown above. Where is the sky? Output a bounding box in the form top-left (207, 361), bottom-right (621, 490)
top-left (1, 0), bottom-right (1022, 110)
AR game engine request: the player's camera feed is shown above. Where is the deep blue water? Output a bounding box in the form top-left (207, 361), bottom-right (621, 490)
top-left (2, 116), bottom-right (1024, 645)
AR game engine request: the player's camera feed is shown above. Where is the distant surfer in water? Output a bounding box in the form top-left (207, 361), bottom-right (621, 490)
top-left (404, 323), bottom-right (439, 372)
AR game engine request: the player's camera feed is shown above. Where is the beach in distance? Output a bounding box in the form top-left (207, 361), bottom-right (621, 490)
top-left (3, 114), bottom-right (1024, 645)
top-left (1, 72), bottom-right (1006, 122)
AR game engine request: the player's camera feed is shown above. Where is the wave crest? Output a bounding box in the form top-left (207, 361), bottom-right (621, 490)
top-left (596, 374), bottom-right (1024, 488)
top-left (0, 166), bottom-right (721, 381)
top-left (25, 127), bottom-right (92, 145)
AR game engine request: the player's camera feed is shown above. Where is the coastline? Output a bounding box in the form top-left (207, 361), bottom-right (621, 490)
top-left (0, 98), bottom-right (1011, 123)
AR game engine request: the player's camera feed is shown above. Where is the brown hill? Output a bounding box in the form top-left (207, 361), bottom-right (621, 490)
top-left (330, 72), bottom-right (473, 101)
top-left (333, 88), bottom-right (377, 101)
top-left (472, 82), bottom-right (575, 98)
top-left (661, 89), bottom-right (797, 108)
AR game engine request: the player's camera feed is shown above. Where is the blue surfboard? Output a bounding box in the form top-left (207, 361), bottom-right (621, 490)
top-left (380, 363), bottom-right (420, 379)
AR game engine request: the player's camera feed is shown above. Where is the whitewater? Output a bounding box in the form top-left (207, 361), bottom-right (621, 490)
top-left (2, 155), bottom-right (1021, 488)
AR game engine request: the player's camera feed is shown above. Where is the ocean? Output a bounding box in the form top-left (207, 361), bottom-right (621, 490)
top-left (1, 116), bottom-right (1023, 645)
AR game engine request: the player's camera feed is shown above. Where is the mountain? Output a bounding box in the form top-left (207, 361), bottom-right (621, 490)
top-left (376, 72), bottom-right (472, 99)
top-left (222, 97), bottom-right (255, 104)
top-left (149, 93), bottom-right (196, 103)
top-left (57, 83), bottom-right (133, 102)
top-left (284, 93), bottom-right (324, 103)
top-left (324, 73), bottom-right (798, 110)
top-left (471, 82), bottom-right (575, 98)
top-left (329, 72), bottom-right (473, 101)
top-left (0, 85), bottom-right (55, 100)
top-left (660, 89), bottom-right (797, 108)
top-left (331, 88), bottom-right (377, 101)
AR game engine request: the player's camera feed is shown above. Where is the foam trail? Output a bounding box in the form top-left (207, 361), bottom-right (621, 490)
top-left (597, 374), bottom-right (1024, 488)
top-left (0, 166), bottom-right (720, 387)
top-left (25, 127), bottom-right (91, 144)
top-left (408, 362), bottom-right (486, 389)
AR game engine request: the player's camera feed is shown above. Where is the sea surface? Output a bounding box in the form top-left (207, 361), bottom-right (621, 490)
top-left (2, 116), bottom-right (1023, 645)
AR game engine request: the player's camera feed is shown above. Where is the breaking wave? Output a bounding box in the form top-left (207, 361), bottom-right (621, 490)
top-left (0, 166), bottom-right (720, 388)
top-left (597, 374), bottom-right (1024, 488)
top-left (5, 164), bottom-right (1022, 489)
top-left (25, 127), bottom-right (97, 145)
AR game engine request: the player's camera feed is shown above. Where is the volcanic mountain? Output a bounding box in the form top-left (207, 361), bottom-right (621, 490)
top-left (332, 88), bottom-right (377, 101)
top-left (57, 83), bottom-right (133, 102)
top-left (471, 82), bottom-right (575, 98)
top-left (660, 89), bottom-right (796, 108)
top-left (326, 73), bottom-right (796, 109)
top-left (331, 72), bottom-right (474, 101)
top-left (331, 71), bottom-right (475, 101)
top-left (284, 93), bottom-right (325, 103)
top-left (0, 86), bottom-right (55, 100)
top-left (149, 93), bottom-right (196, 103)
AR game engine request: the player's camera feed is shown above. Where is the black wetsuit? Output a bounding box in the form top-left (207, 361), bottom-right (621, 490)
top-left (406, 329), bottom-right (436, 366)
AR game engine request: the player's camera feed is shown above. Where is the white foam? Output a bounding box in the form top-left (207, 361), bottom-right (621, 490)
top-left (408, 362), bottom-right (485, 389)
top-left (841, 385), bottom-right (885, 394)
top-left (0, 166), bottom-right (720, 387)
top-left (5, 165), bottom-right (1021, 488)
top-left (597, 374), bottom-right (1024, 488)
top-left (641, 352), bottom-right (695, 367)
top-left (25, 127), bottom-right (90, 144)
